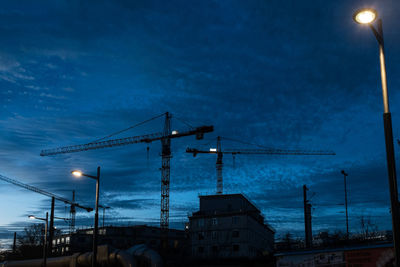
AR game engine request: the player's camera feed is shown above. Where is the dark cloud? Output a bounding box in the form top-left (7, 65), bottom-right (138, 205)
top-left (0, 0), bottom-right (399, 246)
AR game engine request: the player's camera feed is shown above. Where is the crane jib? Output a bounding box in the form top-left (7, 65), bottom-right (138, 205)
top-left (40, 125), bottom-right (214, 156)
top-left (0, 173), bottom-right (94, 212)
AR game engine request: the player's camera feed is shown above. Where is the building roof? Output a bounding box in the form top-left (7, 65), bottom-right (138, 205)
top-left (199, 193), bottom-right (261, 213)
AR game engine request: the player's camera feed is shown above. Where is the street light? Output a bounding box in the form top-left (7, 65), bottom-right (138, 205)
top-left (353, 8), bottom-right (400, 265)
top-left (353, 8), bottom-right (377, 24)
top-left (29, 212), bottom-right (48, 267)
top-left (72, 167), bottom-right (100, 267)
top-left (341, 170), bottom-right (349, 240)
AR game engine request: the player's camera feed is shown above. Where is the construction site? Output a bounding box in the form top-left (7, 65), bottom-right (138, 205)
top-left (0, 1), bottom-right (399, 267)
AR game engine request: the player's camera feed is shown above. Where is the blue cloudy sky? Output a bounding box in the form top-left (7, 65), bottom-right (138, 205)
top-left (0, 0), bottom-right (400, 247)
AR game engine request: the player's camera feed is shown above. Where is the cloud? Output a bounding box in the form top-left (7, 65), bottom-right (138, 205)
top-left (0, 0), bottom-right (399, 246)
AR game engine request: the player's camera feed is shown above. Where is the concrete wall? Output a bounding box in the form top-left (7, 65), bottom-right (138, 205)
top-left (190, 212), bottom-right (274, 259)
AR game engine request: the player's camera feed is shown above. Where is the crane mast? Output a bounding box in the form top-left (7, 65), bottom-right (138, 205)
top-left (187, 136), bottom-right (335, 194)
top-left (40, 112), bottom-right (214, 230)
top-left (161, 112), bottom-right (171, 230)
top-left (70, 190), bottom-right (76, 233)
top-left (216, 136), bottom-right (223, 194)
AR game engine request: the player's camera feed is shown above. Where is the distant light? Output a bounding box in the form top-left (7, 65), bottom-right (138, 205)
top-left (353, 8), bottom-right (377, 24)
top-left (171, 130), bottom-right (178, 135)
top-left (210, 148), bottom-right (217, 152)
top-left (28, 215), bottom-right (36, 220)
top-left (185, 225), bottom-right (189, 230)
top-left (71, 170), bottom-right (82, 177)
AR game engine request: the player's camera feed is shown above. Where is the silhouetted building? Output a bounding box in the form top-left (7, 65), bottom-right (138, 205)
top-left (52, 225), bottom-right (186, 255)
top-left (188, 194), bottom-right (274, 259)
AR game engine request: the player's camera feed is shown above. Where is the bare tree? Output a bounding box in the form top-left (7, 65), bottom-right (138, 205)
top-left (17, 224), bottom-right (45, 259)
top-left (18, 224), bottom-right (44, 246)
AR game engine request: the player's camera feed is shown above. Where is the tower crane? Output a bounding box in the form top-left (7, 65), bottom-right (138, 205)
top-left (40, 112), bottom-right (213, 230)
top-left (186, 136), bottom-right (336, 194)
top-left (0, 173), bottom-right (94, 254)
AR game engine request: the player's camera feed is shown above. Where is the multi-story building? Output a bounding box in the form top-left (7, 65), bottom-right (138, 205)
top-left (52, 225), bottom-right (186, 256)
top-left (188, 194), bottom-right (275, 259)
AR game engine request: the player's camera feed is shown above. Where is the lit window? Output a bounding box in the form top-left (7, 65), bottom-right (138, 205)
top-left (66, 236), bottom-right (70, 244)
top-left (212, 218), bottom-right (218, 225)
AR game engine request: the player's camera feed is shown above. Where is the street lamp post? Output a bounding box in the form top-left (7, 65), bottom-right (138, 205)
top-left (341, 170), bottom-right (349, 239)
top-left (353, 8), bottom-right (400, 265)
top-left (29, 212), bottom-right (48, 267)
top-left (72, 166), bottom-right (100, 267)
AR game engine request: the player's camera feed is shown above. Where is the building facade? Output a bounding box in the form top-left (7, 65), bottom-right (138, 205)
top-left (52, 225), bottom-right (186, 256)
top-left (188, 194), bottom-right (275, 259)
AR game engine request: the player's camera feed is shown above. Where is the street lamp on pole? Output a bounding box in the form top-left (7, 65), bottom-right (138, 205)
top-left (341, 170), bottom-right (349, 239)
top-left (29, 212), bottom-right (48, 267)
top-left (72, 167), bottom-right (100, 267)
top-left (353, 8), bottom-right (400, 265)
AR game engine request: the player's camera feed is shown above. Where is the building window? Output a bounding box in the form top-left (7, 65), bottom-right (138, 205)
top-left (198, 232), bottom-right (205, 240)
top-left (66, 236), bottom-right (70, 244)
top-left (198, 246), bottom-right (204, 253)
top-left (212, 218), bottom-right (218, 225)
top-left (232, 230), bottom-right (240, 238)
top-left (198, 219), bottom-right (204, 227)
top-left (212, 245), bottom-right (218, 253)
top-left (233, 244), bottom-right (240, 252)
top-left (232, 216), bottom-right (239, 224)
top-left (212, 231), bottom-right (217, 239)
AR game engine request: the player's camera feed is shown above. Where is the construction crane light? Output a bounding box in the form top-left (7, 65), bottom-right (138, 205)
top-left (210, 148), bottom-right (217, 152)
top-left (71, 170), bottom-right (82, 177)
top-left (172, 130), bottom-right (178, 135)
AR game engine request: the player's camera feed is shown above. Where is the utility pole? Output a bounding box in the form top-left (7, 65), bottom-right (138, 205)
top-left (102, 206), bottom-right (110, 228)
top-left (48, 197), bottom-right (55, 256)
top-left (303, 185), bottom-right (312, 248)
top-left (13, 232), bottom-right (16, 253)
top-left (341, 170), bottom-right (349, 239)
